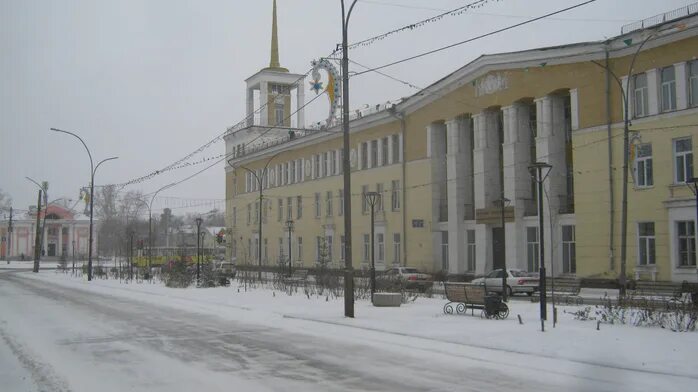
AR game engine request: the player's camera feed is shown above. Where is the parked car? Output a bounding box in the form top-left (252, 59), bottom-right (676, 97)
top-left (214, 262), bottom-right (237, 278)
top-left (376, 267), bottom-right (433, 292)
top-left (471, 269), bottom-right (539, 296)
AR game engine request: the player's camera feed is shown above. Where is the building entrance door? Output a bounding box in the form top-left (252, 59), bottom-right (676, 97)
top-left (48, 243), bottom-right (56, 257)
top-left (492, 227), bottom-right (505, 271)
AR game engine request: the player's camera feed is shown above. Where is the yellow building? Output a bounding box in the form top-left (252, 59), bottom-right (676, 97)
top-left (225, 3), bottom-right (698, 283)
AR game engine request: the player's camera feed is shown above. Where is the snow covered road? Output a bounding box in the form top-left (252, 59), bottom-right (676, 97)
top-left (0, 270), bottom-right (694, 391)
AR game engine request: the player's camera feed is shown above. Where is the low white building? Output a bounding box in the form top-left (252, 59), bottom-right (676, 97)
top-left (0, 203), bottom-right (95, 260)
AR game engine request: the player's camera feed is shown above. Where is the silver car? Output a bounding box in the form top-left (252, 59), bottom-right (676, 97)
top-left (471, 269), bottom-right (539, 296)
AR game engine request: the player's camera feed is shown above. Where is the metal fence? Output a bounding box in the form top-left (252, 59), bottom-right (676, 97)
top-left (621, 3), bottom-right (698, 35)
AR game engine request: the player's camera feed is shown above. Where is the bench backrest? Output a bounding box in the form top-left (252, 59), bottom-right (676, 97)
top-left (635, 280), bottom-right (680, 295)
top-left (464, 284), bottom-right (486, 305)
top-left (545, 277), bottom-right (580, 293)
top-left (445, 283), bottom-right (467, 303)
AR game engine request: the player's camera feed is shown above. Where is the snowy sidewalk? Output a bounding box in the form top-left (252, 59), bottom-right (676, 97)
top-left (17, 271), bottom-right (698, 383)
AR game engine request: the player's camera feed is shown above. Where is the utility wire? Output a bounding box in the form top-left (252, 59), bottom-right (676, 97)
top-left (353, 0), bottom-right (598, 76)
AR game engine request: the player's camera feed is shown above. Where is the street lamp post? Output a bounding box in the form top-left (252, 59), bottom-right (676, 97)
top-left (286, 220), bottom-right (294, 276)
top-left (196, 217), bottom-right (203, 286)
top-left (228, 151), bottom-right (283, 281)
top-left (340, 0), bottom-right (359, 318)
top-left (50, 128), bottom-right (117, 281)
top-left (365, 191), bottom-right (380, 303)
top-left (529, 162), bottom-right (552, 331)
top-left (493, 195), bottom-right (511, 302)
top-left (148, 183), bottom-right (176, 281)
top-left (590, 29), bottom-right (663, 295)
top-left (25, 177), bottom-right (48, 262)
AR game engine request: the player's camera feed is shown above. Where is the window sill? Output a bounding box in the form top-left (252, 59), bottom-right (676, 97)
top-left (634, 185), bottom-right (654, 191)
top-left (676, 265), bottom-right (697, 270)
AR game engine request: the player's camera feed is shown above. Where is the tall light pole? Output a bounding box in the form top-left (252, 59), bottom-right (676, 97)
top-left (286, 219), bottom-right (294, 276)
top-left (25, 177), bottom-right (47, 260)
top-left (493, 194), bottom-right (510, 301)
top-left (228, 151), bottom-right (282, 281)
top-left (529, 162), bottom-right (552, 330)
top-left (590, 28), bottom-right (664, 295)
top-left (51, 128), bottom-right (117, 281)
top-left (196, 217), bottom-right (203, 286)
top-left (341, 0), bottom-right (358, 318)
top-left (149, 183), bottom-right (176, 279)
top-left (365, 191), bottom-right (380, 303)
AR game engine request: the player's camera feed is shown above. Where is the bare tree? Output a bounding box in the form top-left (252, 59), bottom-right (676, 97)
top-left (0, 188), bottom-right (11, 212)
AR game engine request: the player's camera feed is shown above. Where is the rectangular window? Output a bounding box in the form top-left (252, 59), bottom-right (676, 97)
top-left (314, 192), bottom-right (321, 218)
top-left (320, 153), bottom-right (327, 178)
top-left (382, 137), bottom-right (389, 166)
top-left (633, 73), bottom-right (649, 118)
top-left (297, 236), bottom-right (303, 263)
top-left (316, 236), bottom-right (322, 262)
top-left (660, 66), bottom-right (676, 112)
top-left (340, 235), bottom-right (346, 261)
top-left (338, 190), bottom-right (344, 216)
top-left (263, 238), bottom-right (268, 262)
top-left (330, 150), bottom-right (337, 175)
top-left (232, 207), bottom-right (237, 227)
top-left (326, 191), bottom-right (333, 216)
top-left (635, 144), bottom-right (653, 187)
top-left (272, 199), bottom-right (279, 222)
top-left (527, 227), bottom-right (540, 272)
top-left (326, 235), bottom-right (333, 262)
top-left (248, 238), bottom-right (252, 260)
top-left (338, 149), bottom-right (344, 174)
top-left (360, 142), bottom-right (368, 169)
top-left (296, 195), bottom-right (303, 219)
top-left (376, 183), bottom-right (384, 211)
top-left (247, 204), bottom-right (251, 225)
top-left (275, 104), bottom-right (284, 125)
top-left (297, 159), bottom-right (303, 182)
top-left (370, 140), bottom-right (378, 168)
top-left (362, 185), bottom-right (369, 214)
top-left (290, 160), bottom-right (296, 184)
top-left (393, 233), bottom-right (401, 264)
top-left (254, 202), bottom-right (259, 224)
top-left (363, 234), bottom-right (370, 262)
top-left (391, 134), bottom-right (400, 164)
top-left (278, 238), bottom-right (284, 263)
top-left (637, 222), bottom-right (655, 266)
top-left (286, 197), bottom-right (293, 220)
top-left (678, 221), bottom-right (696, 266)
top-left (391, 180), bottom-right (400, 211)
top-left (466, 230), bottom-right (476, 272)
top-left (562, 225), bottom-right (576, 273)
top-left (690, 60), bottom-right (698, 107)
top-left (377, 233), bottom-right (384, 262)
top-left (674, 138), bottom-right (694, 183)
top-left (314, 155), bottom-right (320, 179)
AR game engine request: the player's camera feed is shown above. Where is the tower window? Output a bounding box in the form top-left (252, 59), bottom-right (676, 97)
top-left (275, 104), bottom-right (284, 126)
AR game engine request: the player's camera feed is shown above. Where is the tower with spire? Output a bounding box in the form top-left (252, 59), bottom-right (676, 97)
top-left (244, 0), bottom-right (305, 129)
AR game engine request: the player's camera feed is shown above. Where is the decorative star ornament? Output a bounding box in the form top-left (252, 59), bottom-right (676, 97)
top-left (310, 79), bottom-right (324, 95)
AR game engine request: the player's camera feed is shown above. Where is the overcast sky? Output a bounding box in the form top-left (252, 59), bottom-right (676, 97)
top-left (1, 0), bottom-right (692, 215)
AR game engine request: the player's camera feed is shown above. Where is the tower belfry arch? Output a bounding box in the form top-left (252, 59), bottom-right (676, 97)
top-left (245, 0), bottom-right (305, 128)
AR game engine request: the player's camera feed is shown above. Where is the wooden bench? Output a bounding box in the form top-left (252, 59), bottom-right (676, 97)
top-left (443, 282), bottom-right (509, 319)
top-left (282, 269), bottom-right (309, 286)
top-left (628, 280), bottom-right (682, 309)
top-left (531, 277), bottom-right (582, 305)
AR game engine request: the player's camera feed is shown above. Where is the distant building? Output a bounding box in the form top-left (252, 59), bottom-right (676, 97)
top-left (0, 203), bottom-right (95, 260)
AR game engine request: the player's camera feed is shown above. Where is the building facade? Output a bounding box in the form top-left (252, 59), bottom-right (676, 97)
top-left (225, 4), bottom-right (698, 282)
top-left (0, 204), bottom-right (95, 260)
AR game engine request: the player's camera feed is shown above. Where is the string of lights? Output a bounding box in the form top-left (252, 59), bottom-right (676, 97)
top-left (345, 0), bottom-right (503, 51)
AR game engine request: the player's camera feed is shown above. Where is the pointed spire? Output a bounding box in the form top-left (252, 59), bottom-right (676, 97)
top-left (265, 0), bottom-right (288, 72)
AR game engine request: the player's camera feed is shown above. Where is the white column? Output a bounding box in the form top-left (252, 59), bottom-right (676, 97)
top-left (646, 69), bottom-right (659, 116)
top-left (570, 88), bottom-right (580, 131)
top-left (296, 80), bottom-right (306, 128)
top-left (57, 224), bottom-right (63, 256)
top-left (502, 103), bottom-right (532, 271)
top-left (675, 62), bottom-right (689, 110)
top-left (446, 117), bottom-right (468, 274)
top-left (535, 94), bottom-right (566, 275)
top-left (42, 225), bottom-right (48, 256)
top-left (246, 87), bottom-right (255, 126)
top-left (260, 81), bottom-right (269, 126)
top-left (68, 224), bottom-right (74, 257)
top-left (377, 138), bottom-right (383, 167)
